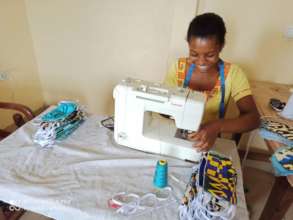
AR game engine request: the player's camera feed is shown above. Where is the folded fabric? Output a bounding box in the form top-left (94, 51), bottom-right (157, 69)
top-left (34, 101), bottom-right (86, 147)
top-left (42, 101), bottom-right (77, 122)
top-left (56, 119), bottom-right (84, 140)
top-left (179, 151), bottom-right (237, 220)
top-left (271, 146), bottom-right (293, 176)
top-left (202, 152), bottom-right (237, 205)
top-left (259, 119), bottom-right (293, 146)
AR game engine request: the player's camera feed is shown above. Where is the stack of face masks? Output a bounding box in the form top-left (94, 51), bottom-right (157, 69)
top-left (34, 101), bottom-right (86, 147)
top-left (179, 151), bottom-right (237, 220)
top-left (259, 119), bottom-right (293, 146)
top-left (271, 146), bottom-right (293, 176)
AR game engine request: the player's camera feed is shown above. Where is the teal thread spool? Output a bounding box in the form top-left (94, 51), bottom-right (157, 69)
top-left (153, 160), bottom-right (168, 188)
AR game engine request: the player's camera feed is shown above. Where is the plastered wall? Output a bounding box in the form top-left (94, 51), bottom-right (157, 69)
top-left (0, 0), bottom-right (44, 127)
top-left (1, 0), bottom-right (292, 128)
top-left (198, 0), bottom-right (293, 84)
top-left (24, 0), bottom-right (197, 114)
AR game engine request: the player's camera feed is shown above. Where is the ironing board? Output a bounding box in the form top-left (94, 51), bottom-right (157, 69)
top-left (0, 109), bottom-right (249, 220)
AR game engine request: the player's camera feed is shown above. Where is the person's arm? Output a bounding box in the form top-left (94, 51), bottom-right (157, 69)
top-left (218, 95), bottom-right (260, 133)
top-left (188, 95), bottom-right (260, 151)
top-left (189, 95), bottom-right (260, 151)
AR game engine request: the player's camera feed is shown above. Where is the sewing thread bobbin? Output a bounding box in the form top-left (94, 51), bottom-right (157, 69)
top-left (153, 159), bottom-right (168, 188)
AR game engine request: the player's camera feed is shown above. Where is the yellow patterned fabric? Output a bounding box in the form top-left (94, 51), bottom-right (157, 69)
top-left (180, 151), bottom-right (237, 220)
top-left (204, 153), bottom-right (237, 204)
top-left (261, 119), bottom-right (293, 141)
top-left (275, 147), bottom-right (293, 171)
top-left (164, 58), bottom-right (252, 123)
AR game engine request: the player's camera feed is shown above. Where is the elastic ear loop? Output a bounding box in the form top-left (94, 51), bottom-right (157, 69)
top-left (113, 187), bottom-right (173, 215)
top-left (141, 188), bottom-right (175, 213)
top-left (196, 154), bottom-right (236, 220)
top-left (116, 193), bottom-right (157, 216)
top-left (194, 192), bottom-right (235, 220)
top-left (139, 193), bottom-right (158, 209)
top-left (115, 193), bottom-right (140, 215)
top-left (154, 186), bottom-right (172, 201)
top-left (116, 201), bottom-right (139, 215)
top-left (109, 192), bottom-right (139, 210)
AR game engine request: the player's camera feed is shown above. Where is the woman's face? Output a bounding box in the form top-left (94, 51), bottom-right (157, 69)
top-left (188, 36), bottom-right (222, 73)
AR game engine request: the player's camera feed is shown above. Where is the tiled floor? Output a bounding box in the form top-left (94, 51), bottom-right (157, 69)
top-left (19, 160), bottom-right (293, 220)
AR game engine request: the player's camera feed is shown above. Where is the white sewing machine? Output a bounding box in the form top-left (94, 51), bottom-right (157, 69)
top-left (113, 78), bottom-right (206, 162)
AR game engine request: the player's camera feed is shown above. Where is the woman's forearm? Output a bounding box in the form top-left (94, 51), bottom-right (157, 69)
top-left (217, 111), bottom-right (260, 134)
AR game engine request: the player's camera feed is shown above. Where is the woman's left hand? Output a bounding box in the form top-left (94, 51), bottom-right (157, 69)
top-left (187, 120), bottom-right (222, 152)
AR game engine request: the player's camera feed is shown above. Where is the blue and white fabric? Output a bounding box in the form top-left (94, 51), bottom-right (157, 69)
top-left (271, 146), bottom-right (293, 176)
top-left (259, 119), bottom-right (293, 146)
top-left (34, 101), bottom-right (86, 147)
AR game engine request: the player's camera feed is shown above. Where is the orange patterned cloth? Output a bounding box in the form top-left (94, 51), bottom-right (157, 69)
top-left (164, 58), bottom-right (252, 123)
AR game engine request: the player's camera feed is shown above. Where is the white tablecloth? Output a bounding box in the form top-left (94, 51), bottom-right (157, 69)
top-left (0, 113), bottom-right (249, 220)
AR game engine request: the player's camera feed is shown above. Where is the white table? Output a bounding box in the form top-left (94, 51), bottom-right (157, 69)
top-left (0, 113), bottom-right (249, 220)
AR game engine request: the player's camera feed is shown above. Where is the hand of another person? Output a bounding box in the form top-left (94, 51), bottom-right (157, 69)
top-left (187, 121), bottom-right (222, 152)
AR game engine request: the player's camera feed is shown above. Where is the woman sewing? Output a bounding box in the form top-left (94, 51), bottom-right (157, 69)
top-left (164, 12), bottom-right (260, 152)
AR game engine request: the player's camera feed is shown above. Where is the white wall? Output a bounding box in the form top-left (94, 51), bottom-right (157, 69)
top-left (0, 0), bottom-right (44, 127)
top-left (198, 0), bottom-right (293, 84)
top-left (25, 0), bottom-right (197, 114)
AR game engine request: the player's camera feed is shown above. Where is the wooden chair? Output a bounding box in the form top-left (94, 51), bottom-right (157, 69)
top-left (0, 102), bottom-right (34, 140)
top-left (0, 203), bottom-right (25, 220)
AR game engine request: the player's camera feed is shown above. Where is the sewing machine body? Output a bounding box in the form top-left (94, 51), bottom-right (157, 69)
top-left (113, 78), bottom-right (206, 162)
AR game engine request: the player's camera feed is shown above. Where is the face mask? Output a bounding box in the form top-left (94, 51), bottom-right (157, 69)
top-left (271, 146), bottom-right (293, 176)
top-left (42, 101), bottom-right (78, 122)
top-left (259, 118), bottom-right (293, 146)
top-left (179, 151), bottom-right (237, 220)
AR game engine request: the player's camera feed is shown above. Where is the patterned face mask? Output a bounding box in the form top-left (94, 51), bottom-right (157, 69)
top-left (34, 101), bottom-right (86, 147)
top-left (202, 152), bottom-right (237, 205)
top-left (179, 151), bottom-right (237, 220)
top-left (41, 101), bottom-right (78, 122)
top-left (197, 152), bottom-right (237, 205)
top-left (259, 119), bottom-right (293, 146)
top-left (271, 146), bottom-right (293, 176)
top-left (275, 147), bottom-right (293, 170)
